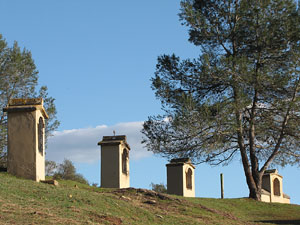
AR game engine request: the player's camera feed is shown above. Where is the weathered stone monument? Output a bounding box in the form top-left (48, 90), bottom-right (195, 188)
top-left (166, 158), bottom-right (195, 197)
top-left (261, 169), bottom-right (290, 204)
top-left (98, 135), bottom-right (130, 188)
top-left (3, 98), bottom-right (48, 181)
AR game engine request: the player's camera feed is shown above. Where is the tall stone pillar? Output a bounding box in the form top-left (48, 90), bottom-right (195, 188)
top-left (166, 158), bottom-right (195, 197)
top-left (3, 98), bottom-right (48, 181)
top-left (98, 135), bottom-right (130, 188)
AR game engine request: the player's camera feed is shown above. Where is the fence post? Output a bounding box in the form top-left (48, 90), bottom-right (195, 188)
top-left (220, 173), bottom-right (224, 199)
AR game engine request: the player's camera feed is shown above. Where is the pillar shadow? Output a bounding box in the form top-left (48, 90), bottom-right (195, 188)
top-left (0, 167), bottom-right (7, 172)
top-left (256, 220), bottom-right (300, 224)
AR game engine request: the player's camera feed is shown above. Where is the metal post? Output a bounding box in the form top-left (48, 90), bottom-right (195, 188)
top-left (220, 173), bottom-right (224, 199)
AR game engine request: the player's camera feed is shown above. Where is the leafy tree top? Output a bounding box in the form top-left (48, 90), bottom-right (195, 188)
top-left (142, 0), bottom-right (300, 200)
top-left (0, 34), bottom-right (60, 166)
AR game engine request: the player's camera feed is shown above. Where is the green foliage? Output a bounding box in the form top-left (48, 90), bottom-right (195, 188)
top-left (72, 173), bottom-right (89, 185)
top-left (142, 0), bottom-right (300, 200)
top-left (38, 86), bottom-right (60, 148)
top-left (56, 159), bottom-right (76, 180)
top-left (0, 34), bottom-right (60, 167)
top-left (45, 160), bottom-right (57, 176)
top-left (53, 159), bottom-right (89, 185)
top-left (150, 182), bottom-right (167, 193)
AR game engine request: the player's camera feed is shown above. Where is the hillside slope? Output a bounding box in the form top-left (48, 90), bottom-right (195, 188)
top-left (0, 172), bottom-right (300, 225)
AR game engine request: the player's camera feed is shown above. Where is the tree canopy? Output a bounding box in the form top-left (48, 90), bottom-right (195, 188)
top-left (142, 0), bottom-right (300, 200)
top-left (53, 159), bottom-right (89, 185)
top-left (0, 34), bottom-right (60, 167)
top-left (150, 182), bottom-right (167, 194)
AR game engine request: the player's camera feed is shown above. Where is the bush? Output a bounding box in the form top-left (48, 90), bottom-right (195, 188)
top-left (53, 159), bottom-right (89, 185)
top-left (45, 160), bottom-right (57, 176)
top-left (150, 182), bottom-right (167, 193)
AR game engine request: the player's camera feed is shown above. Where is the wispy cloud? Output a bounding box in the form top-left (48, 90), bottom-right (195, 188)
top-left (46, 121), bottom-right (152, 163)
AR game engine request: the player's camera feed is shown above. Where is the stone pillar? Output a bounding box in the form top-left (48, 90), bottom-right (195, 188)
top-left (3, 98), bottom-right (48, 181)
top-left (166, 158), bottom-right (195, 197)
top-left (98, 135), bottom-right (130, 188)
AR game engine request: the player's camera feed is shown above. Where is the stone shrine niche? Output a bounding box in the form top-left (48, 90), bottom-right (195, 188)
top-left (273, 178), bottom-right (280, 196)
top-left (3, 98), bottom-right (48, 182)
top-left (98, 135), bottom-right (130, 188)
top-left (166, 158), bottom-right (195, 197)
top-left (186, 168), bottom-right (192, 190)
top-left (122, 149), bottom-right (129, 175)
top-left (38, 117), bottom-right (44, 156)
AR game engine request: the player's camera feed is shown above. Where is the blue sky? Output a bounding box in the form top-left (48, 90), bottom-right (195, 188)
top-left (1, 1), bottom-right (299, 204)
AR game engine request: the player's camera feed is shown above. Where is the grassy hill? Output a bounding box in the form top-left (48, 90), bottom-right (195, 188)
top-left (0, 172), bottom-right (300, 225)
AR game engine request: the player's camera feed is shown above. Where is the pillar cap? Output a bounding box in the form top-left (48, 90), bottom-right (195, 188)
top-left (3, 98), bottom-right (49, 119)
top-left (8, 98), bottom-right (44, 106)
top-left (263, 169), bottom-right (282, 178)
top-left (98, 135), bottom-right (130, 150)
top-left (166, 157), bottom-right (195, 168)
top-left (264, 169), bottom-right (278, 174)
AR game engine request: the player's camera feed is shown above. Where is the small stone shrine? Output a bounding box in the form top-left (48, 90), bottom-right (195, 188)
top-left (3, 98), bottom-right (48, 181)
top-left (166, 158), bottom-right (195, 197)
top-left (261, 169), bottom-right (290, 204)
top-left (98, 135), bottom-right (130, 188)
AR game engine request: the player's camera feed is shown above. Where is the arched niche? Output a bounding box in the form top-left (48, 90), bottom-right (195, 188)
top-left (273, 178), bottom-right (281, 196)
top-left (186, 168), bottom-right (193, 190)
top-left (38, 117), bottom-right (44, 156)
top-left (122, 149), bottom-right (129, 175)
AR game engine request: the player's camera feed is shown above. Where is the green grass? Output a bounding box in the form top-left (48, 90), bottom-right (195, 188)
top-left (0, 172), bottom-right (300, 224)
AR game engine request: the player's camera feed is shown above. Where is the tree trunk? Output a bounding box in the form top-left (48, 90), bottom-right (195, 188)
top-left (239, 146), bottom-right (263, 201)
top-left (235, 108), bottom-right (262, 201)
top-left (249, 188), bottom-right (261, 201)
top-left (248, 172), bottom-right (262, 201)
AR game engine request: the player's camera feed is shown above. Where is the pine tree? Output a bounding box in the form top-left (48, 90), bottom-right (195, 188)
top-left (0, 34), bottom-right (60, 167)
top-left (142, 0), bottom-right (300, 200)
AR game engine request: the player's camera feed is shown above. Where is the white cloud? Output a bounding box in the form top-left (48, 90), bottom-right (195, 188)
top-left (46, 121), bottom-right (152, 163)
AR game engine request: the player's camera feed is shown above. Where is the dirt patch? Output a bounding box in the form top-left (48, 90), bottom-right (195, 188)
top-left (113, 187), bottom-right (180, 201)
top-left (113, 188), bottom-right (185, 213)
top-left (89, 212), bottom-right (122, 225)
top-left (194, 203), bottom-right (254, 225)
top-left (68, 206), bottom-right (81, 213)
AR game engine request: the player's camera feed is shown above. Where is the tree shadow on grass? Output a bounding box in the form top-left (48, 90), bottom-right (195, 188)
top-left (256, 220), bottom-right (300, 224)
